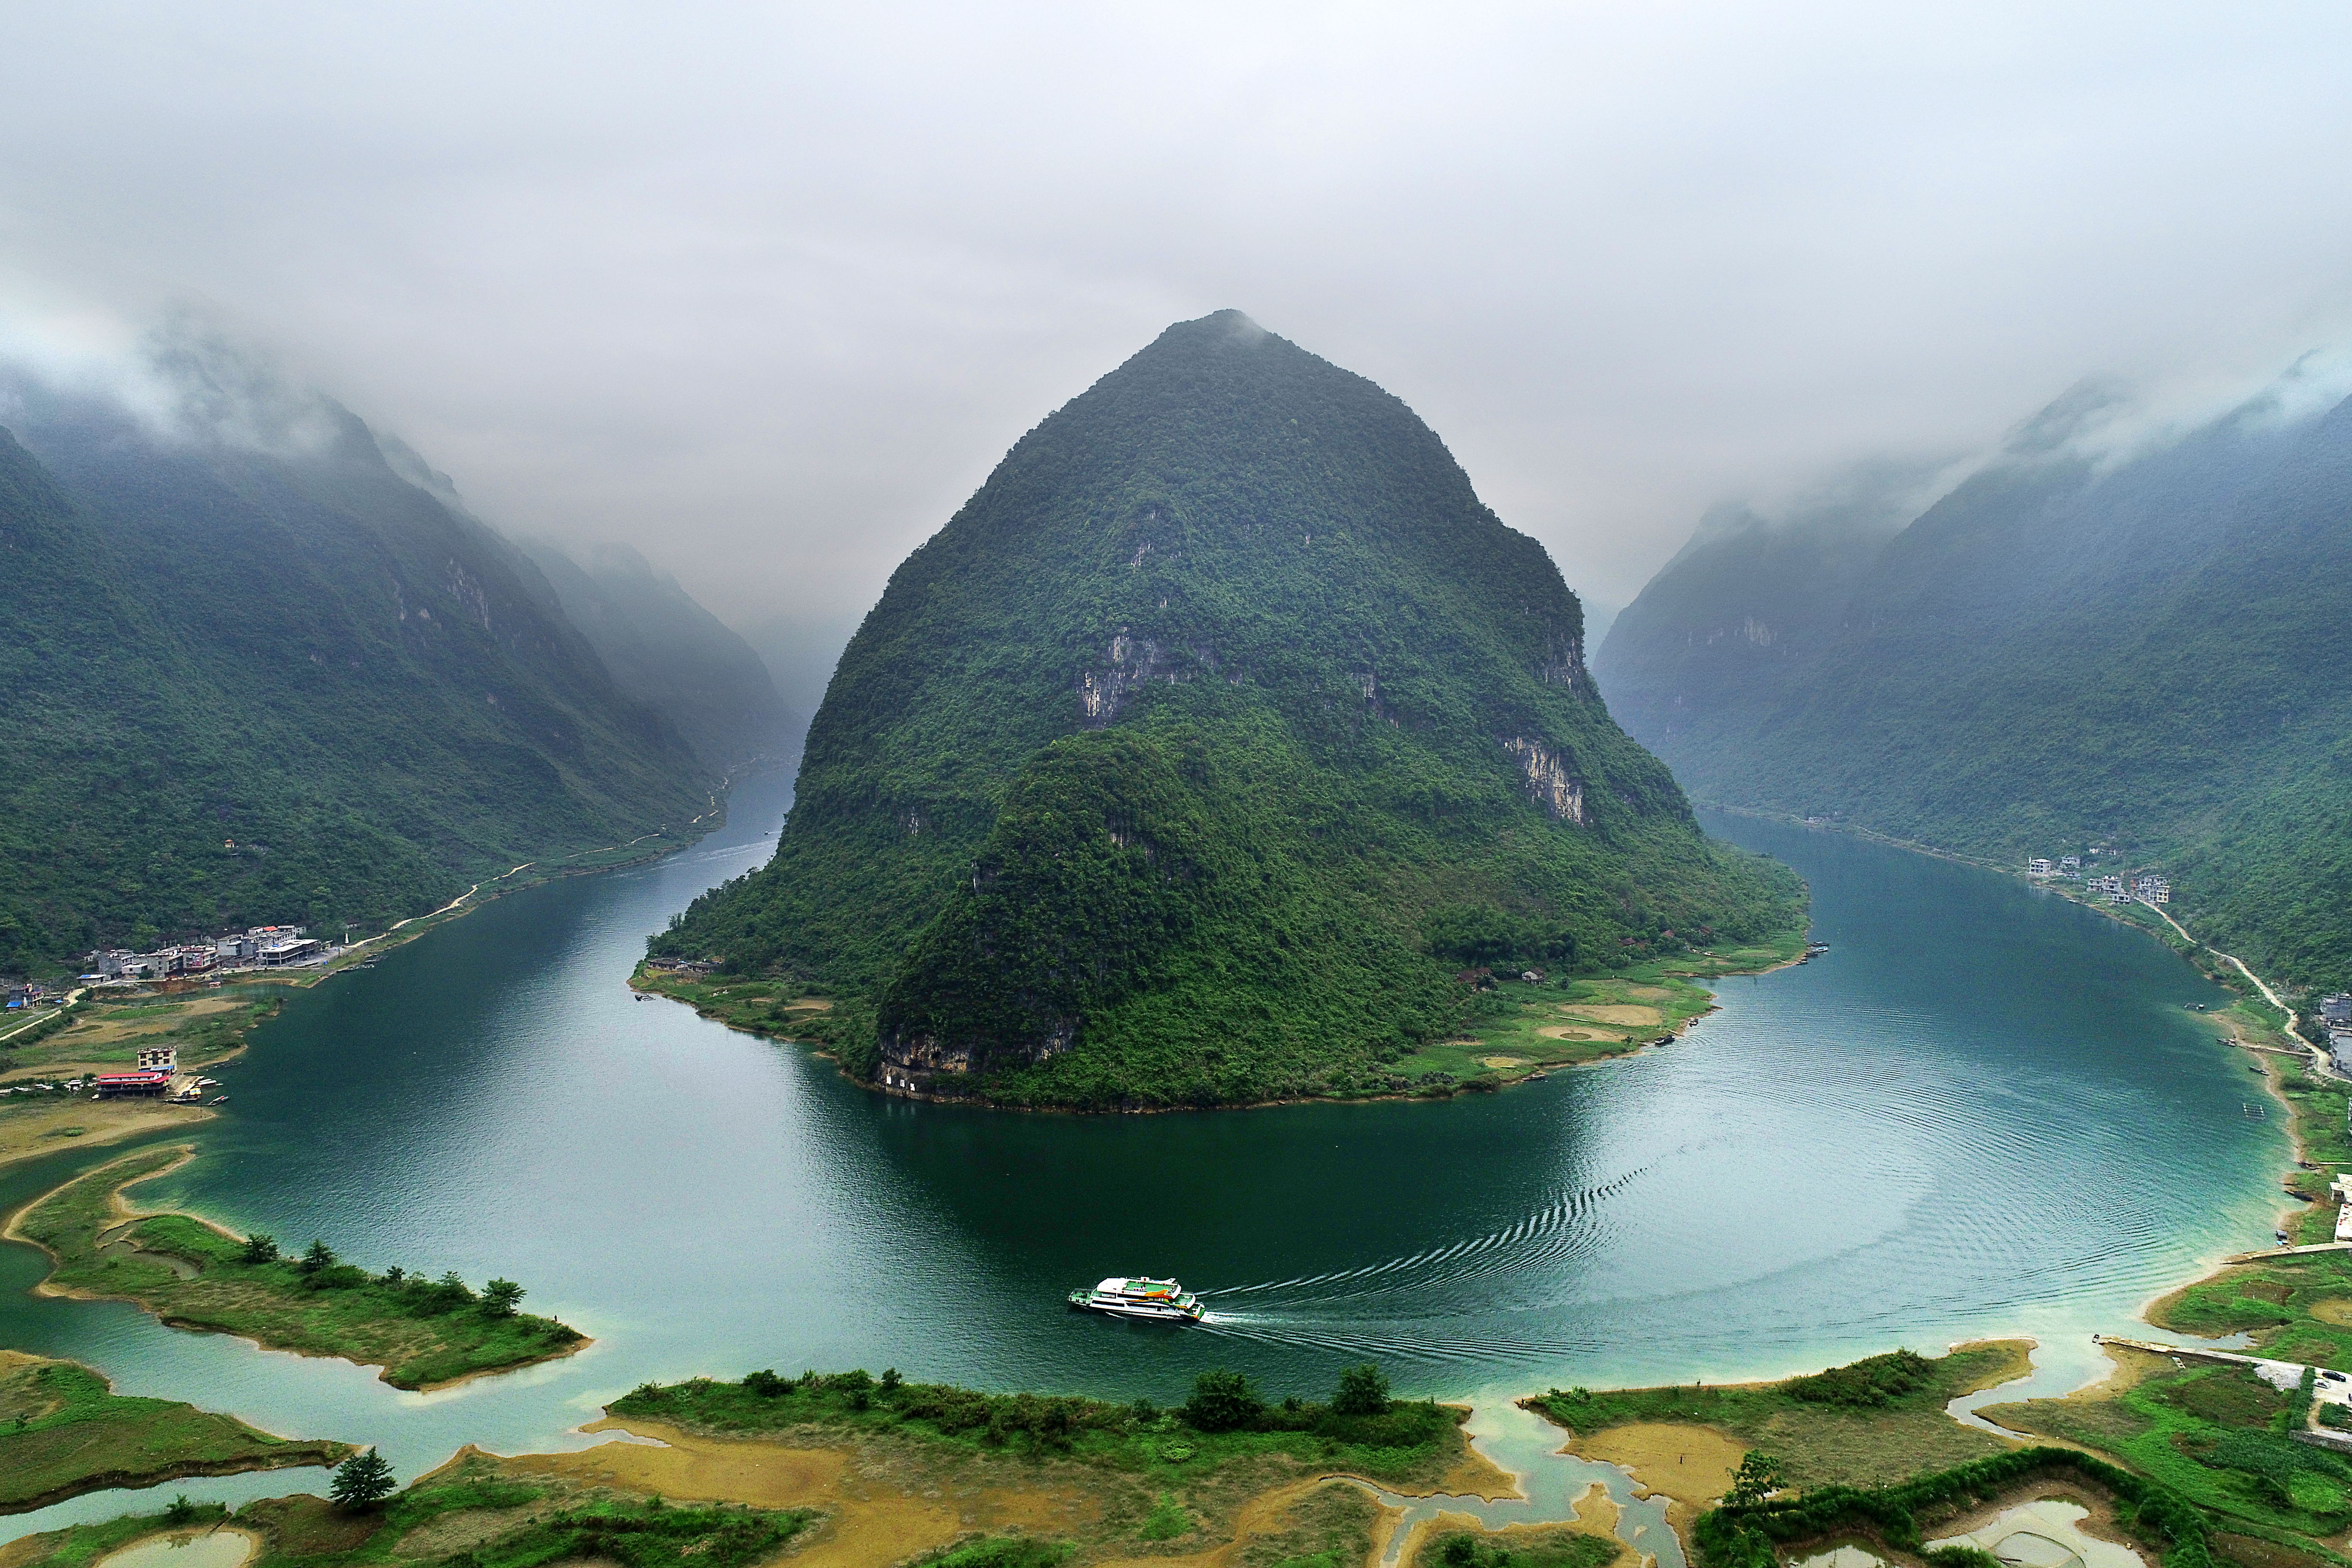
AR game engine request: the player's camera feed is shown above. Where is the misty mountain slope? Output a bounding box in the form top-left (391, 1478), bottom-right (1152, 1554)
top-left (0, 383), bottom-right (714, 973)
top-left (659, 311), bottom-right (1803, 1109)
top-left (518, 539), bottom-right (793, 771)
top-left (1591, 466), bottom-right (1931, 771)
top-left (1599, 383), bottom-right (2352, 989)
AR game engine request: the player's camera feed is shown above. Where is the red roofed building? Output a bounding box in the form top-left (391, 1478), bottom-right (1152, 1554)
top-left (92, 1071), bottom-right (171, 1099)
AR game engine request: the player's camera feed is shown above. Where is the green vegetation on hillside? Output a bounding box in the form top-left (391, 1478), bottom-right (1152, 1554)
top-left (0, 1353), bottom-right (349, 1513)
top-left (12, 1146), bottom-right (583, 1390)
top-left (611, 1363), bottom-right (1469, 1489)
top-left (1597, 386), bottom-right (2352, 995)
top-left (1528, 1344), bottom-right (2029, 1490)
top-left (658, 311), bottom-right (1804, 1107)
top-left (0, 358), bottom-right (723, 974)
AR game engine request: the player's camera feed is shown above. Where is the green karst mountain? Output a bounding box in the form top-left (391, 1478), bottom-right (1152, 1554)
top-left (658, 311), bottom-right (1804, 1108)
top-left (1597, 374), bottom-right (2352, 992)
top-left (0, 346), bottom-right (771, 974)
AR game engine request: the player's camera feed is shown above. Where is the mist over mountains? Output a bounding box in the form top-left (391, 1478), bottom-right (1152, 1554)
top-left (1598, 363), bottom-right (2352, 989)
top-left (0, 342), bottom-right (785, 973)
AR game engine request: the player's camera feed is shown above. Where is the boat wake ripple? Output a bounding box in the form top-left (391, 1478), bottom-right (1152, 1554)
top-left (1196, 1161), bottom-right (1651, 1323)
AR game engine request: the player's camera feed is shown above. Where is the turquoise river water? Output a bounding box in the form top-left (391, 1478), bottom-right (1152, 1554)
top-left (0, 773), bottom-right (2288, 1540)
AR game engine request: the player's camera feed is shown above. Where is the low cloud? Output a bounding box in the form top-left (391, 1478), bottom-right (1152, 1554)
top-left (3, 3), bottom-right (2350, 630)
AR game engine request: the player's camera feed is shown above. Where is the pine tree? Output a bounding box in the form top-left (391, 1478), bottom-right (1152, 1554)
top-left (329, 1448), bottom-right (396, 1512)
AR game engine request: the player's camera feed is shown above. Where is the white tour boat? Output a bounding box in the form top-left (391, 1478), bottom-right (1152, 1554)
top-left (1067, 1276), bottom-right (1205, 1323)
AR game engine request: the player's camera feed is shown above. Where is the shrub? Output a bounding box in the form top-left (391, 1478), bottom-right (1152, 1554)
top-left (1182, 1369), bottom-right (1265, 1433)
top-left (1785, 1349), bottom-right (1932, 1407)
top-left (1334, 1363), bottom-right (1391, 1415)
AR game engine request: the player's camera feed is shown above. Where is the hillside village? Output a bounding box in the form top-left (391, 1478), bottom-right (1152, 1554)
top-left (2027, 854), bottom-right (2171, 906)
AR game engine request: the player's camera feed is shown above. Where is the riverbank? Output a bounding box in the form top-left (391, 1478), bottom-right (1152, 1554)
top-left (0, 1365), bottom-right (1547, 1568)
top-left (0, 1351), bottom-right (349, 1515)
top-left (629, 925), bottom-right (1812, 1112)
top-left (2, 1145), bottom-right (586, 1392)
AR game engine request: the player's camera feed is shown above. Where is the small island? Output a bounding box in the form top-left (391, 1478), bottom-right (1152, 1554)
top-left (0, 1351), bottom-right (349, 1514)
top-left (6, 1145), bottom-right (585, 1391)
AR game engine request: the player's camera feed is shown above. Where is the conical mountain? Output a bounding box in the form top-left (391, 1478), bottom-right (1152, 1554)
top-left (662, 311), bottom-right (1801, 1107)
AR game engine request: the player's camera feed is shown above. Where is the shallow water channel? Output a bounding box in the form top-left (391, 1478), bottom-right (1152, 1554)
top-left (0, 776), bottom-right (2287, 1541)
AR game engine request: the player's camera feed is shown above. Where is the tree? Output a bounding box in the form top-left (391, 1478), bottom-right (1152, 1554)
top-left (330, 1448), bottom-right (397, 1512)
top-left (163, 1495), bottom-right (199, 1525)
top-left (380, 1265), bottom-right (406, 1286)
top-left (481, 1278), bottom-right (524, 1318)
top-left (1725, 1451), bottom-right (1784, 1509)
top-left (1333, 1363), bottom-right (1390, 1416)
top-left (1182, 1369), bottom-right (1265, 1433)
top-left (880, 1367), bottom-right (903, 1391)
top-left (300, 1239), bottom-right (336, 1274)
top-left (239, 1233), bottom-right (279, 1264)
top-left (744, 1369), bottom-right (786, 1397)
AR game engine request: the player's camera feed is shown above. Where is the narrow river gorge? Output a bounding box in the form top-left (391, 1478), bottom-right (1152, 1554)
top-left (0, 774), bottom-right (2287, 1539)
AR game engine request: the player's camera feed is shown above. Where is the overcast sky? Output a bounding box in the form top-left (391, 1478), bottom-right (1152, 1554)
top-left (5, 3), bottom-right (2351, 670)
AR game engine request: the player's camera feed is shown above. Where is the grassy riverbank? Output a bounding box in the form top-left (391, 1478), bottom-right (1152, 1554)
top-left (610, 1365), bottom-right (1474, 1491)
top-left (0, 1453), bottom-right (812, 1568)
top-left (0, 984), bottom-right (291, 1170)
top-left (1525, 1343), bottom-right (2029, 1499)
top-left (1979, 1347), bottom-right (2352, 1556)
top-left (0, 1364), bottom-right (1501, 1568)
top-left (632, 927), bottom-right (1807, 1106)
top-left (0, 1352), bottom-right (349, 1514)
top-left (5, 1145), bottom-right (584, 1390)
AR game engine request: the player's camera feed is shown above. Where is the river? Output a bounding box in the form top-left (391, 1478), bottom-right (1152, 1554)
top-left (0, 775), bottom-right (2285, 1537)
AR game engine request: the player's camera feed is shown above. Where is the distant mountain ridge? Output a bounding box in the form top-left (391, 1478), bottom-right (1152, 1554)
top-left (517, 538), bottom-right (794, 772)
top-left (659, 310), bottom-right (1804, 1109)
top-left (0, 355), bottom-right (764, 974)
top-left (1597, 374), bottom-right (2352, 990)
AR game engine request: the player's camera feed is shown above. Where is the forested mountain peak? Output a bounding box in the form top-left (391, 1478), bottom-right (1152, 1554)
top-left (658, 312), bottom-right (1802, 1109)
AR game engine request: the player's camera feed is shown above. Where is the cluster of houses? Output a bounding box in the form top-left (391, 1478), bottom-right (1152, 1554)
top-left (2323, 995), bottom-right (2352, 1077)
top-left (83, 925), bottom-right (326, 982)
top-left (2026, 857), bottom-right (2171, 906)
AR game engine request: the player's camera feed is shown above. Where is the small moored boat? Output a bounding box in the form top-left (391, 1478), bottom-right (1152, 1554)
top-left (1068, 1276), bottom-right (1204, 1323)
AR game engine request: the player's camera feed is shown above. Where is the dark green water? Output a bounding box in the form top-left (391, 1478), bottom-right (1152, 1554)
top-left (0, 778), bottom-right (2284, 1535)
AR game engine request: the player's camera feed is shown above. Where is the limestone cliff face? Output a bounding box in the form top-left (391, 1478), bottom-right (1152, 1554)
top-left (1503, 737), bottom-right (1587, 824)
